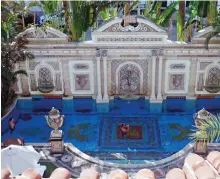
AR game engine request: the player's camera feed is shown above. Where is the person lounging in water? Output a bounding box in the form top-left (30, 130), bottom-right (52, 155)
top-left (9, 118), bottom-right (15, 134)
top-left (120, 123), bottom-right (129, 139)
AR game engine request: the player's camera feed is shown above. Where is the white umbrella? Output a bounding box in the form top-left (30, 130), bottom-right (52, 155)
top-left (1, 145), bottom-right (41, 176)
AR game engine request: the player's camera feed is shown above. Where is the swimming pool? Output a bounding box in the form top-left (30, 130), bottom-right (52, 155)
top-left (2, 97), bottom-right (220, 163)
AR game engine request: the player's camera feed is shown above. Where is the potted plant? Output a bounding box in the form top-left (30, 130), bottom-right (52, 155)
top-left (190, 112), bottom-right (220, 154)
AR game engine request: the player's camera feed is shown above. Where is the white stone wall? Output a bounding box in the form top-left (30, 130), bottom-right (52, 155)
top-left (16, 25), bottom-right (220, 101)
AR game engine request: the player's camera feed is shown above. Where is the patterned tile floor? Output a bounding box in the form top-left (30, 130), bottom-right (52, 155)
top-left (99, 116), bottom-right (161, 150)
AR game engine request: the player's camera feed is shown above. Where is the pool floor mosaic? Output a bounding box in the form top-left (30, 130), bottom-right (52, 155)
top-left (99, 116), bottom-right (161, 150)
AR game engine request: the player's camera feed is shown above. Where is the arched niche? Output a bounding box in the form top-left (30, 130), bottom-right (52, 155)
top-left (204, 65), bottom-right (220, 93)
top-left (36, 66), bottom-right (54, 93)
top-left (116, 61), bottom-right (143, 95)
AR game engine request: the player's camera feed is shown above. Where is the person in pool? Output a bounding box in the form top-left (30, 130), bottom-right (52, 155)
top-left (120, 123), bottom-right (129, 139)
top-left (9, 118), bottom-right (15, 134)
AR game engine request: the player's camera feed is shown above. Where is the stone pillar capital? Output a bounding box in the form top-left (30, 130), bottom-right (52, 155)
top-left (152, 49), bottom-right (163, 56)
top-left (102, 50), bottom-right (108, 58)
top-left (152, 50), bottom-right (157, 56)
top-left (96, 49), bottom-right (101, 58)
top-left (158, 48), bottom-right (163, 56)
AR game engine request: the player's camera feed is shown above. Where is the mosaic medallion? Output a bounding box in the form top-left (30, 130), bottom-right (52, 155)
top-left (99, 116), bottom-right (161, 149)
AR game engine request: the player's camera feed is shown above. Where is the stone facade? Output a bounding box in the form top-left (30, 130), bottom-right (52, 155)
top-left (16, 16), bottom-right (220, 102)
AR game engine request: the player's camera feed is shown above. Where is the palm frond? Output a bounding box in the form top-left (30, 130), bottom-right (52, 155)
top-left (189, 114), bottom-right (220, 142)
top-left (156, 1), bottom-right (178, 27)
top-left (13, 70), bottom-right (28, 77)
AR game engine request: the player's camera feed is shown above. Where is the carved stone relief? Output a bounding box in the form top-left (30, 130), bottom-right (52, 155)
top-left (29, 61), bottom-right (40, 71)
top-left (169, 74), bottom-right (185, 90)
top-left (47, 62), bottom-right (59, 70)
top-left (74, 64), bottom-right (89, 70)
top-left (170, 64), bottom-right (185, 69)
top-left (55, 74), bottom-right (62, 91)
top-left (200, 62), bottom-right (212, 70)
top-left (24, 28), bottom-right (60, 38)
top-left (119, 64), bottom-right (140, 94)
top-left (197, 74), bottom-right (204, 91)
top-left (97, 37), bottom-right (162, 42)
top-left (111, 60), bottom-right (148, 94)
top-left (103, 22), bottom-right (156, 32)
top-left (30, 74), bottom-right (37, 91)
top-left (75, 74), bottom-right (90, 90)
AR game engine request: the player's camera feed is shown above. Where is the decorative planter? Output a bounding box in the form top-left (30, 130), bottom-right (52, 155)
top-left (194, 140), bottom-right (208, 155)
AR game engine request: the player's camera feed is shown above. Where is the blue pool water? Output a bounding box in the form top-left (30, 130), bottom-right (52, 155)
top-left (2, 97), bottom-right (220, 163)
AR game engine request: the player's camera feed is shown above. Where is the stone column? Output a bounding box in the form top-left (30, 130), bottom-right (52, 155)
top-left (96, 50), bottom-right (102, 102)
top-left (150, 50), bottom-right (157, 101)
top-left (157, 49), bottom-right (163, 101)
top-left (102, 50), bottom-right (109, 102)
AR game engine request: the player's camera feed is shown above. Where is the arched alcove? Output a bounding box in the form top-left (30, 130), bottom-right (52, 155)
top-left (116, 62), bottom-right (143, 95)
top-left (204, 66), bottom-right (220, 93)
top-left (37, 66), bottom-right (54, 93)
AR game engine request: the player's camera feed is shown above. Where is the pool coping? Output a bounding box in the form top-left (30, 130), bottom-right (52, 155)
top-left (3, 142), bottom-right (220, 178)
top-left (1, 99), bottom-right (17, 121)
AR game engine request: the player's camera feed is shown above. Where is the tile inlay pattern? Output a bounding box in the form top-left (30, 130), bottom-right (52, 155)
top-left (99, 116), bottom-right (161, 150)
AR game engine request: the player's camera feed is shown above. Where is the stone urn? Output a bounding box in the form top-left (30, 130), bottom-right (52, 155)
top-left (45, 107), bottom-right (65, 154)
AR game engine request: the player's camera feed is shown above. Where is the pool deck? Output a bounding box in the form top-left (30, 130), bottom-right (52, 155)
top-left (23, 142), bottom-right (220, 179)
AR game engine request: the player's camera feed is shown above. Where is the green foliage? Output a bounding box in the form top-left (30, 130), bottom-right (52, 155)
top-left (177, 10), bottom-right (184, 42)
top-left (156, 1), bottom-right (178, 27)
top-left (189, 114), bottom-right (220, 142)
top-left (100, 7), bottom-right (111, 21)
top-left (207, 1), bottom-right (218, 26)
top-left (40, 1), bottom-right (59, 15)
top-left (198, 1), bottom-right (209, 18)
top-left (1, 36), bottom-right (34, 115)
top-left (69, 1), bottom-right (122, 41)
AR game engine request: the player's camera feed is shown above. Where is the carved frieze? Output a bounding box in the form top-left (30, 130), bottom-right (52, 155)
top-left (103, 22), bottom-right (156, 32)
top-left (97, 37), bottom-right (163, 42)
top-left (74, 64), bottom-right (89, 70)
top-left (170, 64), bottom-right (185, 69)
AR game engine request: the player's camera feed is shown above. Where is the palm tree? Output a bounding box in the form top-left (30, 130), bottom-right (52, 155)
top-left (206, 0), bottom-right (218, 26)
top-left (1, 36), bottom-right (34, 115)
top-left (190, 114), bottom-right (220, 143)
top-left (69, 1), bottom-right (122, 41)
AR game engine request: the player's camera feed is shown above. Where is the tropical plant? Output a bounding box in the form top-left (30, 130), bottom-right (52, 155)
top-left (177, 0), bottom-right (185, 42)
top-left (69, 1), bottom-right (122, 41)
top-left (190, 114), bottom-right (220, 143)
top-left (204, 11), bottom-right (220, 49)
top-left (40, 1), bottom-right (59, 16)
top-left (1, 36), bottom-right (34, 115)
top-left (206, 1), bottom-right (218, 26)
